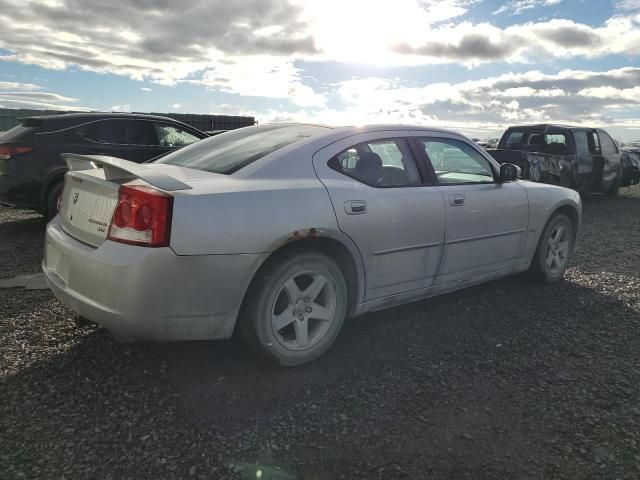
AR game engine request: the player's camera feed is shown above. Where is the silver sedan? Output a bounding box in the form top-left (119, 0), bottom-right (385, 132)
top-left (43, 124), bottom-right (582, 366)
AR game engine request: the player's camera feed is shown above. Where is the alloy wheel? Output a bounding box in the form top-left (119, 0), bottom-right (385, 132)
top-left (545, 224), bottom-right (571, 275)
top-left (270, 269), bottom-right (337, 351)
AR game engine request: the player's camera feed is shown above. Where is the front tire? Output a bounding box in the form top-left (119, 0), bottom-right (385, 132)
top-left (529, 213), bottom-right (575, 284)
top-left (240, 251), bottom-right (348, 367)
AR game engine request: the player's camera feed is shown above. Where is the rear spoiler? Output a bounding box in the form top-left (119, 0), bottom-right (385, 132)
top-left (62, 153), bottom-right (192, 191)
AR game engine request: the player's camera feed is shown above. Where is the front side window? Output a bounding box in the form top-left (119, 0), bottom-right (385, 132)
top-left (126, 120), bottom-right (158, 145)
top-left (154, 124), bottom-right (201, 147)
top-left (598, 130), bottom-right (618, 155)
top-left (574, 131), bottom-right (590, 156)
top-left (420, 138), bottom-right (494, 184)
top-left (156, 124), bottom-right (329, 174)
top-left (328, 138), bottom-right (421, 187)
top-left (591, 132), bottom-right (601, 154)
top-left (87, 120), bottom-right (128, 144)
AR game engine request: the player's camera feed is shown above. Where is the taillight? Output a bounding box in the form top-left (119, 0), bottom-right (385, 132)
top-left (0, 145), bottom-right (34, 160)
top-left (107, 185), bottom-right (173, 247)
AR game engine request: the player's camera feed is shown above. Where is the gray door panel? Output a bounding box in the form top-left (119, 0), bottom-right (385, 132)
top-left (409, 132), bottom-right (530, 284)
top-left (312, 131), bottom-right (446, 300)
top-left (436, 183), bottom-right (529, 284)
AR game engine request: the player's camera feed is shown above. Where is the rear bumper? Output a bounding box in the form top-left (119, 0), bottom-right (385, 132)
top-left (43, 217), bottom-right (267, 341)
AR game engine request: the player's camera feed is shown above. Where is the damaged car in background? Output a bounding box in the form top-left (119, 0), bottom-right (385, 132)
top-left (488, 124), bottom-right (638, 195)
top-left (43, 124), bottom-right (581, 366)
top-left (620, 147), bottom-right (640, 187)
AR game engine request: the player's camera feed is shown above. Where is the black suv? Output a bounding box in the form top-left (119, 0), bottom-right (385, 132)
top-left (0, 112), bottom-right (207, 218)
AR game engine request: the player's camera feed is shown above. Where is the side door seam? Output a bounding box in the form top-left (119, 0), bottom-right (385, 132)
top-left (310, 149), bottom-right (369, 307)
top-left (407, 135), bottom-right (447, 279)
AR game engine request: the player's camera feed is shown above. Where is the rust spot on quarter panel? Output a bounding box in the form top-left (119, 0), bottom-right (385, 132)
top-left (285, 228), bottom-right (318, 244)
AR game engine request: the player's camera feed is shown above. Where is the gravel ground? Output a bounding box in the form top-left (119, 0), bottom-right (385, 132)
top-left (1, 189), bottom-right (640, 480)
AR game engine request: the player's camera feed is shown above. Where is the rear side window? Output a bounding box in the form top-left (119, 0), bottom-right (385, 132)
top-left (328, 138), bottom-right (421, 187)
top-left (86, 120), bottom-right (158, 145)
top-left (155, 124), bottom-right (329, 174)
top-left (574, 131), bottom-right (590, 156)
top-left (598, 130), bottom-right (618, 155)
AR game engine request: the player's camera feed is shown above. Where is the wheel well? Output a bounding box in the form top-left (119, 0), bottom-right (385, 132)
top-left (243, 237), bottom-right (361, 319)
top-left (554, 205), bottom-right (579, 236)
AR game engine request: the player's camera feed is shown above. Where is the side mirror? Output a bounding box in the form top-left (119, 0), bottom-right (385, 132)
top-left (500, 163), bottom-right (520, 182)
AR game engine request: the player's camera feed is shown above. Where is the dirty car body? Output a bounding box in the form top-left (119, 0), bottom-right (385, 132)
top-left (488, 124), bottom-right (625, 194)
top-left (43, 124), bottom-right (582, 363)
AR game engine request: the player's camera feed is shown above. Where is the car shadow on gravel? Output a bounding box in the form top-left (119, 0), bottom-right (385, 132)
top-left (2, 191), bottom-right (640, 478)
top-left (0, 212), bottom-right (46, 230)
top-left (2, 273), bottom-right (639, 479)
top-left (0, 211), bottom-right (47, 278)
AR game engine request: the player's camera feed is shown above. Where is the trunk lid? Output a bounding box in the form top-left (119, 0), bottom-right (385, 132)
top-left (59, 169), bottom-right (120, 246)
top-left (58, 154), bottom-right (217, 247)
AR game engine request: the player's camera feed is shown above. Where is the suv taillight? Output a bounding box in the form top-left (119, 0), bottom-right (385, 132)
top-left (107, 185), bottom-right (173, 247)
top-left (0, 145), bottom-right (34, 160)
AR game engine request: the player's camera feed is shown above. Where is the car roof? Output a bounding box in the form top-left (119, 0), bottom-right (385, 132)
top-left (506, 124), bottom-right (573, 130)
top-left (504, 123), bottom-right (603, 132)
top-left (20, 112), bottom-right (205, 134)
top-left (251, 122), bottom-right (465, 142)
top-left (225, 123), bottom-right (472, 160)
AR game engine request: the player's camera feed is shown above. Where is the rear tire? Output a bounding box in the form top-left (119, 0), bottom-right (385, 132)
top-left (529, 213), bottom-right (575, 284)
top-left (45, 181), bottom-right (64, 220)
top-left (240, 251), bottom-right (348, 367)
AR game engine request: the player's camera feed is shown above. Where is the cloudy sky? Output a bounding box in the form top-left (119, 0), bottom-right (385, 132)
top-left (1, 0), bottom-right (640, 140)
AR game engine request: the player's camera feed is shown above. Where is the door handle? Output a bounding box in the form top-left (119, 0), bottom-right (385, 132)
top-left (449, 194), bottom-right (465, 206)
top-left (344, 200), bottom-right (367, 215)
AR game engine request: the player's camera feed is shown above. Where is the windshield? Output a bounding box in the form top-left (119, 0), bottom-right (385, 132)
top-left (155, 124), bottom-right (330, 174)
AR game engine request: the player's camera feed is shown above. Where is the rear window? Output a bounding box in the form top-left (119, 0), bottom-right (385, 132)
top-left (503, 131), bottom-right (525, 148)
top-left (575, 131), bottom-right (590, 156)
top-left (543, 133), bottom-right (569, 153)
top-left (0, 124), bottom-right (37, 141)
top-left (155, 124), bottom-right (329, 174)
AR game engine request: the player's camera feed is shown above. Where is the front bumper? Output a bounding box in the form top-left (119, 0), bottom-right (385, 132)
top-left (43, 217), bottom-right (267, 341)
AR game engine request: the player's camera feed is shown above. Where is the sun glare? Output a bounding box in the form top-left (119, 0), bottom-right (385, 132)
top-left (301, 0), bottom-right (429, 65)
